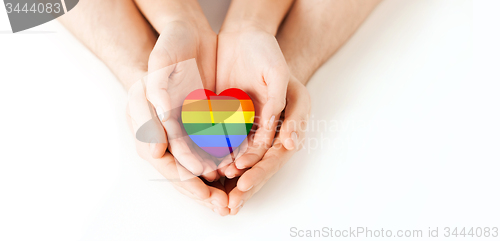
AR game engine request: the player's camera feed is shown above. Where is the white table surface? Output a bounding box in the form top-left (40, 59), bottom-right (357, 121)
top-left (1, 0), bottom-right (498, 240)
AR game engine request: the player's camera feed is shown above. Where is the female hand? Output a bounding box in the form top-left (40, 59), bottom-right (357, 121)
top-left (216, 26), bottom-right (291, 178)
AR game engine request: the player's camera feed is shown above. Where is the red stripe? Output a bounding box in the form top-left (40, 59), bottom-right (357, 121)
top-left (219, 88), bottom-right (252, 100)
top-left (184, 88), bottom-right (252, 101)
top-left (185, 89), bottom-right (216, 100)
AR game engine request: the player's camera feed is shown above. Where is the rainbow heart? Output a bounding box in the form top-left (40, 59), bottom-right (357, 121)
top-left (181, 89), bottom-right (255, 158)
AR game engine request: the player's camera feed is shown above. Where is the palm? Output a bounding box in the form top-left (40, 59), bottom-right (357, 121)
top-left (217, 30), bottom-right (282, 116)
top-left (149, 21), bottom-right (216, 90)
top-left (216, 29), bottom-right (290, 171)
top-left (146, 21), bottom-right (219, 179)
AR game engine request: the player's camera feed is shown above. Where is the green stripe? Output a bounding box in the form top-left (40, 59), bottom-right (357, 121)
top-left (183, 123), bottom-right (253, 135)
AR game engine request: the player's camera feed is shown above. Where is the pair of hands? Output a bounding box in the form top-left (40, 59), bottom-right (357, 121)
top-left (127, 20), bottom-right (310, 215)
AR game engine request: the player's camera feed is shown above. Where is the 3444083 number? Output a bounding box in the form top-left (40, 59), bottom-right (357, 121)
top-left (444, 227), bottom-right (498, 238)
top-left (5, 2), bottom-right (62, 14)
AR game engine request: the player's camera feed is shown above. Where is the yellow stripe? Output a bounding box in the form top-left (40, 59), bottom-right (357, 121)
top-left (207, 99), bottom-right (215, 124)
top-left (182, 111), bottom-right (255, 123)
top-left (182, 100), bottom-right (254, 111)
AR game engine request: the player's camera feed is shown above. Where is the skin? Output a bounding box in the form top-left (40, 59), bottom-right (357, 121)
top-left (134, 0), bottom-right (219, 180)
top-left (59, 0), bottom-right (155, 90)
top-left (225, 0), bottom-right (382, 214)
top-left (216, 0), bottom-right (294, 179)
top-left (60, 0), bottom-right (230, 216)
top-left (60, 0), bottom-right (381, 216)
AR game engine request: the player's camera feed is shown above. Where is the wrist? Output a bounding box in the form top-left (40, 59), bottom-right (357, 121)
top-left (157, 14), bottom-right (212, 35)
top-left (220, 0), bottom-right (293, 36)
top-left (162, 13), bottom-right (212, 32)
top-left (137, 0), bottom-right (212, 34)
top-left (220, 19), bottom-right (277, 36)
top-left (110, 61), bottom-right (148, 91)
top-left (288, 60), bottom-right (314, 86)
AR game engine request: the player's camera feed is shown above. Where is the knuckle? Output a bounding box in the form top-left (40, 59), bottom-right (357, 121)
top-left (270, 95), bottom-right (287, 111)
top-left (280, 120), bottom-right (295, 134)
top-left (252, 165), bottom-right (268, 179)
top-left (148, 48), bottom-right (166, 63)
top-left (268, 161), bottom-right (281, 176)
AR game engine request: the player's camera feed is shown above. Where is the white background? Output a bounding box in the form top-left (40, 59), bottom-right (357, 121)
top-left (0, 0), bottom-right (498, 240)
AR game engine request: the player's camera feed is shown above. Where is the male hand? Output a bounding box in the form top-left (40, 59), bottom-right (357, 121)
top-left (224, 78), bottom-right (311, 214)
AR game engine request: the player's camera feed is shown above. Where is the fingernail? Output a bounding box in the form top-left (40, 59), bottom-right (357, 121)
top-left (292, 132), bottom-right (298, 149)
top-left (236, 200), bottom-right (244, 209)
top-left (211, 200), bottom-right (224, 208)
top-left (155, 105), bottom-right (165, 122)
top-left (243, 185), bottom-right (253, 192)
top-left (226, 174), bottom-right (235, 179)
top-left (235, 163), bottom-right (245, 169)
top-left (267, 115), bottom-right (276, 130)
top-left (213, 207), bottom-right (222, 216)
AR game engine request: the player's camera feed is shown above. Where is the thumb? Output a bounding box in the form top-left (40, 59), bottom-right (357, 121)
top-left (128, 78), bottom-right (168, 158)
top-left (261, 66), bottom-right (289, 130)
top-left (145, 63), bottom-right (176, 123)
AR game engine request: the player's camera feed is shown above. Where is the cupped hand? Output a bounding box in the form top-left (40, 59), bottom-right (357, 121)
top-left (224, 77), bottom-right (311, 215)
top-left (143, 21), bottom-right (219, 180)
top-left (127, 74), bottom-right (230, 216)
top-left (216, 27), bottom-right (291, 178)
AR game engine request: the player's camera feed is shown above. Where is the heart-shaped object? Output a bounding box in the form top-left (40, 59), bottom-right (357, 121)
top-left (181, 89), bottom-right (255, 158)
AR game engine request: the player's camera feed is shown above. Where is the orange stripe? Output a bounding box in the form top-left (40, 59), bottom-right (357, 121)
top-left (207, 99), bottom-right (215, 124)
top-left (182, 100), bottom-right (254, 112)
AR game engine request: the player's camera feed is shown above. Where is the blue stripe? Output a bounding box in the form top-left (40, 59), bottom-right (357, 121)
top-left (188, 135), bottom-right (247, 147)
top-left (225, 137), bottom-right (234, 151)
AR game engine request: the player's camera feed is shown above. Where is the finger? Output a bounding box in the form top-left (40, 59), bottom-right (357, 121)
top-left (227, 142), bottom-right (296, 215)
top-left (145, 63), bottom-right (176, 123)
top-left (217, 154), bottom-right (233, 176)
top-left (196, 148), bottom-right (221, 182)
top-left (128, 79), bottom-right (167, 158)
top-left (226, 178), bottom-right (253, 215)
top-left (228, 190), bottom-right (250, 215)
top-left (218, 143), bottom-right (248, 178)
top-left (279, 83), bottom-right (310, 150)
top-left (231, 66), bottom-right (289, 168)
top-left (191, 148), bottom-right (214, 182)
top-left (207, 186), bottom-right (230, 216)
top-left (200, 185), bottom-right (230, 216)
top-left (261, 64), bottom-right (289, 132)
top-left (236, 139), bottom-right (296, 193)
top-left (200, 159), bottom-right (219, 182)
top-left (202, 180), bottom-right (230, 215)
top-left (224, 177), bottom-right (243, 206)
top-left (224, 163), bottom-right (247, 179)
top-left (165, 119), bottom-right (204, 176)
top-left (141, 147), bottom-right (210, 200)
top-left (174, 185), bottom-right (229, 216)
top-left (233, 125), bottom-right (274, 169)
